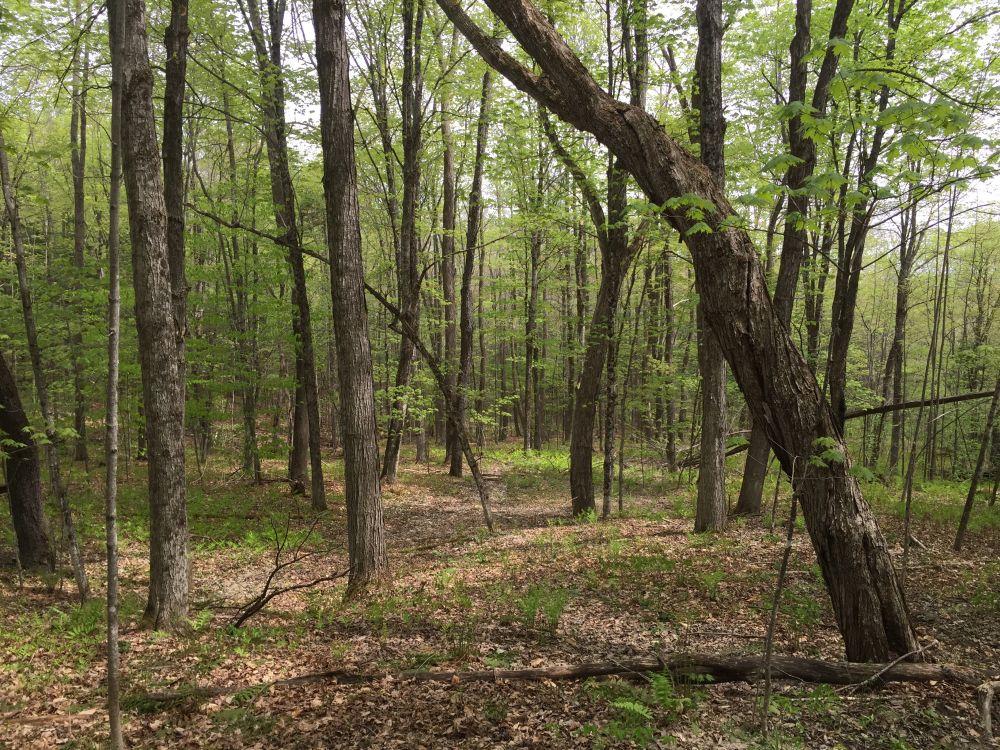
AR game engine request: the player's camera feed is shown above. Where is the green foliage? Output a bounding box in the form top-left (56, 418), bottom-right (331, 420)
top-left (515, 584), bottom-right (572, 633)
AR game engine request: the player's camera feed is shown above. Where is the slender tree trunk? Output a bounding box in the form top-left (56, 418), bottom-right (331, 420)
top-left (70, 32), bottom-right (90, 465)
top-left (0, 131), bottom-right (89, 600)
top-left (734, 0), bottom-right (855, 515)
top-left (441, 94), bottom-right (459, 471)
top-left (116, 0), bottom-right (187, 627)
top-left (954, 376), bottom-right (1000, 551)
top-left (693, 0), bottom-right (727, 532)
top-left (104, 0), bottom-right (125, 738)
top-left (243, 0), bottom-right (326, 509)
top-left (382, 0), bottom-right (425, 483)
top-left (452, 70), bottom-right (493, 474)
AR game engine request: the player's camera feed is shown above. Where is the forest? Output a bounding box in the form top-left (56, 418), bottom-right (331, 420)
top-left (0, 0), bottom-right (998, 745)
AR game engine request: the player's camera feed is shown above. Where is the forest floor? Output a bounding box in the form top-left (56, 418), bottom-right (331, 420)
top-left (1, 444), bottom-right (998, 749)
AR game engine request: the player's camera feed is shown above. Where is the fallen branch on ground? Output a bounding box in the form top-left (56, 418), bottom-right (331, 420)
top-left (130, 651), bottom-right (982, 707)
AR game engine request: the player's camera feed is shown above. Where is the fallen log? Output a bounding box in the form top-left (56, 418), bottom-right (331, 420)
top-left (130, 651), bottom-right (981, 707)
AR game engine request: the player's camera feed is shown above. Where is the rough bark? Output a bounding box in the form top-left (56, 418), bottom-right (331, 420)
top-left (116, 0), bottom-right (188, 627)
top-left (0, 350), bottom-right (52, 571)
top-left (693, 0), bottom-right (727, 532)
top-left (438, 0), bottom-right (920, 661)
top-left (313, 0), bottom-right (387, 592)
top-left (162, 0), bottom-right (189, 392)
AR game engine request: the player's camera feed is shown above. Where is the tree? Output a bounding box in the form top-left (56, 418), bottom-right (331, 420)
top-left (0, 130), bottom-right (88, 599)
top-left (0, 349), bottom-right (52, 572)
top-left (735, 0), bottom-right (854, 515)
top-left (313, 0), bottom-right (387, 593)
top-left (116, 0), bottom-right (188, 629)
top-left (437, 0), bottom-right (920, 661)
top-left (692, 0), bottom-right (727, 533)
top-left (240, 0), bottom-right (327, 509)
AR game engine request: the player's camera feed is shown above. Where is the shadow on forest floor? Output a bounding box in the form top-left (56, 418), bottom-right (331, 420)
top-left (1, 443), bottom-right (997, 749)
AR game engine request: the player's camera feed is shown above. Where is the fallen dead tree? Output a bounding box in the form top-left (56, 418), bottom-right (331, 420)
top-left (131, 651), bottom-right (982, 707)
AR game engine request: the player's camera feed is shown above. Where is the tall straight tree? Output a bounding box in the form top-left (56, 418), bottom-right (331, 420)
top-left (240, 0), bottom-right (326, 509)
top-left (104, 0), bottom-right (125, 739)
top-left (693, 0), bottom-right (727, 533)
top-left (382, 0), bottom-right (426, 482)
top-left (438, 0), bottom-right (920, 662)
top-left (69, 26), bottom-right (90, 464)
top-left (115, 0), bottom-right (188, 629)
top-left (161, 0), bottom-right (189, 395)
top-left (453, 68), bottom-right (494, 476)
top-left (313, 0), bottom-right (387, 592)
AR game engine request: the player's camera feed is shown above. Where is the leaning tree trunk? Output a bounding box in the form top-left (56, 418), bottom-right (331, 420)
top-left (0, 350), bottom-right (52, 571)
top-left (116, 0), bottom-right (188, 628)
top-left (439, 0), bottom-right (920, 662)
top-left (313, 0), bottom-right (387, 593)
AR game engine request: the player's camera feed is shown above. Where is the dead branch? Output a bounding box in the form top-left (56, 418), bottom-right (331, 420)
top-left (131, 651), bottom-right (982, 708)
top-left (228, 517), bottom-right (347, 628)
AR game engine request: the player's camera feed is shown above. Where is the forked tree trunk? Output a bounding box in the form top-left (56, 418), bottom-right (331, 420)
top-left (117, 0), bottom-right (188, 628)
top-left (313, 0), bottom-right (387, 592)
top-left (439, 0), bottom-right (920, 661)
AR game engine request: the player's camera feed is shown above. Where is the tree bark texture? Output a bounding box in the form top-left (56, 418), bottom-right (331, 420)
top-left (437, 0), bottom-right (920, 661)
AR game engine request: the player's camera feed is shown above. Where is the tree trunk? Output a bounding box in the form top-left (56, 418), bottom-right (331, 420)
top-left (0, 350), bottom-right (52, 571)
top-left (243, 0), bottom-right (326, 509)
top-left (70, 32), bottom-right (90, 465)
top-left (440, 0), bottom-right (920, 661)
top-left (953, 376), bottom-right (1000, 551)
top-left (0, 131), bottom-right (89, 599)
top-left (116, 0), bottom-right (187, 627)
top-left (735, 0), bottom-right (855, 515)
top-left (104, 0), bottom-right (125, 736)
top-left (381, 0), bottom-right (425, 483)
top-left (452, 70), bottom-right (493, 475)
top-left (693, 0), bottom-right (727, 532)
top-left (313, 0), bottom-right (387, 592)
